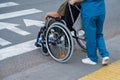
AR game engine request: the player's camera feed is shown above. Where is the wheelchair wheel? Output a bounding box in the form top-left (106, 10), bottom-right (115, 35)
top-left (46, 22), bottom-right (74, 62)
top-left (75, 29), bottom-right (86, 50)
top-left (40, 43), bottom-right (49, 56)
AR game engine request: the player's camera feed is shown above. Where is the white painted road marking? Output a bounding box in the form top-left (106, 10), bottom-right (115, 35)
top-left (0, 22), bottom-right (30, 36)
top-left (0, 39), bottom-right (38, 61)
top-left (23, 19), bottom-right (45, 27)
top-left (0, 8), bottom-right (43, 20)
top-left (0, 3), bottom-right (44, 61)
top-left (0, 38), bottom-right (12, 46)
top-left (0, 2), bottom-right (19, 8)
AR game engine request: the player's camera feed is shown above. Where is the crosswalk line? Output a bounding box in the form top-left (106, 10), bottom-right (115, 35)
top-left (0, 22), bottom-right (30, 36)
top-left (0, 39), bottom-right (38, 61)
top-left (0, 8), bottom-right (43, 20)
top-left (0, 38), bottom-right (12, 46)
top-left (23, 19), bottom-right (45, 27)
top-left (0, 2), bottom-right (19, 8)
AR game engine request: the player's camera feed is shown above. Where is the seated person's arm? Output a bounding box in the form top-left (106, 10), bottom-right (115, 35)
top-left (45, 0), bottom-right (84, 21)
top-left (45, 1), bottom-right (68, 21)
top-left (45, 12), bottom-right (61, 21)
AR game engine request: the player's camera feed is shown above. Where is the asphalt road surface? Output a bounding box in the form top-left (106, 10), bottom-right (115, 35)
top-left (0, 0), bottom-right (120, 80)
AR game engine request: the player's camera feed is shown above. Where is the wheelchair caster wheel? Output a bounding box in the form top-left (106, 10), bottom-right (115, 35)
top-left (40, 46), bottom-right (49, 56)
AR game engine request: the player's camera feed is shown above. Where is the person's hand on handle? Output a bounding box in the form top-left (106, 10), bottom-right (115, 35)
top-left (69, 0), bottom-right (84, 5)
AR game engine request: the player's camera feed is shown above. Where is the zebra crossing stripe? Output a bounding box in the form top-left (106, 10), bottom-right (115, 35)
top-left (0, 2), bottom-right (19, 8)
top-left (0, 38), bottom-right (12, 46)
top-left (0, 39), bottom-right (37, 61)
top-left (0, 8), bottom-right (43, 20)
top-left (23, 19), bottom-right (45, 27)
top-left (0, 22), bottom-right (30, 36)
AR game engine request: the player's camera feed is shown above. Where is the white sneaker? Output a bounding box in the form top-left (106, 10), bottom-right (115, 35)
top-left (82, 58), bottom-right (97, 65)
top-left (102, 57), bottom-right (110, 65)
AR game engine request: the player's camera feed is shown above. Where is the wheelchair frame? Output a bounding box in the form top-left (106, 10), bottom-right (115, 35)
top-left (35, 3), bottom-right (86, 62)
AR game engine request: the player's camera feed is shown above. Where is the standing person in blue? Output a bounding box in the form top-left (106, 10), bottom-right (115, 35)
top-left (80, 0), bottom-right (110, 65)
top-left (45, 0), bottom-right (110, 65)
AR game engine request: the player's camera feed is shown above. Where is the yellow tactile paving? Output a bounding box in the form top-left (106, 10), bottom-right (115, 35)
top-left (78, 60), bottom-right (120, 80)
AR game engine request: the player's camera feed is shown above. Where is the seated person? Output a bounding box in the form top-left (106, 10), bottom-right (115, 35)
top-left (45, 0), bottom-right (84, 31)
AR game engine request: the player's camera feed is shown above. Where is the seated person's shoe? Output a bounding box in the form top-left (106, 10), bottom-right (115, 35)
top-left (35, 38), bottom-right (44, 47)
top-left (82, 58), bottom-right (97, 65)
top-left (35, 42), bottom-right (41, 47)
top-left (102, 57), bottom-right (110, 65)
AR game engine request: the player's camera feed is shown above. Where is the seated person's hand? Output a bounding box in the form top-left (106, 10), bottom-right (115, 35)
top-left (45, 12), bottom-right (61, 21)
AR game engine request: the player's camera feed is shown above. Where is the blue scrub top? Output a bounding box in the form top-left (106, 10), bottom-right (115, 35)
top-left (81, 0), bottom-right (106, 16)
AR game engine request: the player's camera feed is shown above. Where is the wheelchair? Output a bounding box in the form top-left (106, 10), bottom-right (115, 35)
top-left (35, 4), bottom-right (86, 62)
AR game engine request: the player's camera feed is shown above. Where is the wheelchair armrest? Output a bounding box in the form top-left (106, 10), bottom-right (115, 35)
top-left (47, 16), bottom-right (61, 21)
top-left (46, 16), bottom-right (66, 28)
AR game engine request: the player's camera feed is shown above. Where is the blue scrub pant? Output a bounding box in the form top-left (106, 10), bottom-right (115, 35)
top-left (81, 14), bottom-right (109, 62)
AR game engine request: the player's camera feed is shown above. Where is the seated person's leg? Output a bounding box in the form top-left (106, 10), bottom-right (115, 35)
top-left (62, 3), bottom-right (80, 31)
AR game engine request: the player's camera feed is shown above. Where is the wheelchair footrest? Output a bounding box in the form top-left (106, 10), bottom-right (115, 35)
top-left (35, 42), bottom-right (42, 47)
